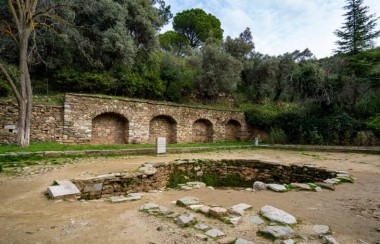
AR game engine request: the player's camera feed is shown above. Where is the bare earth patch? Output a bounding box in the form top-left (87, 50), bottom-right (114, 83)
top-left (0, 148), bottom-right (379, 243)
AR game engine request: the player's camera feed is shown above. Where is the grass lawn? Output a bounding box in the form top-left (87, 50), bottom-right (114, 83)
top-left (0, 141), bottom-right (253, 154)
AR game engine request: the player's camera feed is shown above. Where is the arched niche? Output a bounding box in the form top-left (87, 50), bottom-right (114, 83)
top-left (225, 119), bottom-right (242, 141)
top-left (148, 115), bottom-right (177, 144)
top-left (91, 113), bottom-right (129, 144)
top-left (192, 119), bottom-right (213, 143)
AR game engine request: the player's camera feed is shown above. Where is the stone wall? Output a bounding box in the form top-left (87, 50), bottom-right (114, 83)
top-left (0, 93), bottom-right (251, 144)
top-left (70, 159), bottom-right (338, 199)
top-left (63, 94), bottom-right (250, 144)
top-left (0, 103), bottom-right (64, 144)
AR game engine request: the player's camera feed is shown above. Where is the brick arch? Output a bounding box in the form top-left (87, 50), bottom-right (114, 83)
top-left (192, 119), bottom-right (213, 143)
top-left (91, 112), bottom-right (129, 144)
top-left (148, 115), bottom-right (177, 144)
top-left (225, 119), bottom-right (242, 141)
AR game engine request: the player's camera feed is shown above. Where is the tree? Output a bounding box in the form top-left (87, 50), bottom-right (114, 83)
top-left (224, 27), bottom-right (255, 60)
top-left (159, 30), bottom-right (190, 56)
top-left (190, 43), bottom-right (242, 103)
top-left (0, 0), bottom-right (71, 147)
top-left (173, 8), bottom-right (223, 48)
top-left (335, 0), bottom-right (380, 55)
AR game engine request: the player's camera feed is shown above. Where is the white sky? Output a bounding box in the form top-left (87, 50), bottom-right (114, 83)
top-left (161, 0), bottom-right (380, 58)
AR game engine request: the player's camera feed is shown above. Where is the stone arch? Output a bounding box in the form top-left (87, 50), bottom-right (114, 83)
top-left (225, 119), bottom-right (242, 141)
top-left (91, 113), bottom-right (129, 144)
top-left (148, 115), bottom-right (177, 144)
top-left (192, 119), bottom-right (213, 143)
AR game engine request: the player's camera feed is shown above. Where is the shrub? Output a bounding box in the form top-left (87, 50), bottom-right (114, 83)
top-left (268, 128), bottom-right (287, 144)
top-left (354, 131), bottom-right (379, 146)
top-left (0, 78), bottom-right (11, 97)
top-left (366, 115), bottom-right (380, 137)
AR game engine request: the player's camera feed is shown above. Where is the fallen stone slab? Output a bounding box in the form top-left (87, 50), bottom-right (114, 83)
top-left (336, 174), bottom-right (354, 183)
top-left (188, 204), bottom-right (205, 211)
top-left (228, 216), bottom-right (241, 225)
top-left (228, 203), bottom-right (252, 216)
top-left (196, 234), bottom-right (208, 241)
top-left (47, 180), bottom-right (80, 200)
top-left (259, 226), bottom-right (296, 239)
top-left (323, 178), bottom-right (341, 185)
top-left (267, 184), bottom-right (288, 192)
top-left (176, 197), bottom-right (200, 207)
top-left (186, 181), bottom-right (206, 188)
top-left (218, 236), bottom-right (236, 244)
top-left (260, 205), bottom-right (297, 225)
top-left (158, 206), bottom-right (173, 216)
top-left (176, 213), bottom-right (197, 227)
top-left (313, 225), bottom-right (330, 236)
top-left (281, 240), bottom-right (295, 244)
top-left (194, 223), bottom-right (209, 230)
top-left (253, 181), bottom-right (267, 191)
top-left (235, 238), bottom-right (253, 244)
top-left (205, 228), bottom-right (225, 238)
top-left (180, 185), bottom-right (193, 191)
top-left (316, 182), bottom-right (335, 191)
top-left (199, 205), bottom-right (211, 214)
top-left (139, 202), bottom-right (159, 211)
top-left (322, 235), bottom-right (339, 244)
top-left (209, 207), bottom-right (228, 218)
top-left (250, 215), bottom-right (265, 225)
top-left (290, 183), bottom-right (312, 191)
top-left (110, 195), bottom-right (142, 203)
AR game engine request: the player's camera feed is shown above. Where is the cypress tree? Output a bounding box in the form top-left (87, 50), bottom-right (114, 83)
top-left (334, 0), bottom-right (380, 55)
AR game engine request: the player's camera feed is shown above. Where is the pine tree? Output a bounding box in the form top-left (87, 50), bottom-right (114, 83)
top-left (334, 0), bottom-right (380, 55)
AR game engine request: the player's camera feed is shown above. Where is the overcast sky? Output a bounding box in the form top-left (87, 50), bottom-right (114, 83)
top-left (161, 0), bottom-right (380, 59)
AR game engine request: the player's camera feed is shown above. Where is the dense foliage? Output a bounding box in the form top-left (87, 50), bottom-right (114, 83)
top-left (0, 0), bottom-right (379, 146)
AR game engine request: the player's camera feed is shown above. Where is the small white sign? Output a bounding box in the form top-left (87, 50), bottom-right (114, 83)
top-left (156, 137), bottom-right (166, 154)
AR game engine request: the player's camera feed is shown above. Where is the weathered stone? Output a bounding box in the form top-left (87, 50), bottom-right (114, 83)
top-left (199, 205), bottom-right (211, 214)
top-left (139, 202), bottom-right (159, 211)
top-left (209, 207), bottom-right (228, 218)
top-left (323, 178), bottom-right (341, 184)
top-left (316, 182), bottom-right (335, 190)
top-left (176, 214), bottom-right (197, 227)
top-left (290, 183), bottom-right (312, 191)
top-left (180, 185), bottom-right (193, 191)
top-left (253, 181), bottom-right (267, 191)
top-left (110, 195), bottom-right (141, 203)
top-left (228, 216), bottom-right (241, 225)
top-left (205, 229), bottom-right (225, 238)
top-left (194, 223), bottom-right (209, 230)
top-left (337, 174), bottom-right (354, 183)
top-left (186, 181), bottom-right (206, 188)
top-left (158, 206), bottom-right (173, 215)
top-left (250, 215), bottom-right (265, 225)
top-left (258, 226), bottom-right (296, 239)
top-left (196, 234), bottom-right (208, 241)
top-left (282, 239), bottom-right (295, 244)
top-left (176, 197), bottom-right (200, 207)
top-left (218, 236), bottom-right (236, 244)
top-left (313, 225), bottom-right (330, 235)
top-left (322, 235), bottom-right (339, 244)
top-left (267, 184), bottom-right (288, 192)
top-left (83, 183), bottom-right (103, 193)
top-left (188, 204), bottom-right (205, 211)
top-left (260, 205), bottom-right (297, 225)
top-left (235, 238), bottom-right (253, 244)
top-left (228, 203), bottom-right (252, 216)
top-left (47, 181), bottom-right (80, 200)
top-left (138, 166), bottom-right (157, 176)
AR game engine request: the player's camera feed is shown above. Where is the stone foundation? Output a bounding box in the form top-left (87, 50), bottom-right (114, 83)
top-left (70, 159), bottom-right (338, 199)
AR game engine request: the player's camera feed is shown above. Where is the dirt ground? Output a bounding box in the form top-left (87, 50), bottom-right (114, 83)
top-left (0, 148), bottom-right (379, 244)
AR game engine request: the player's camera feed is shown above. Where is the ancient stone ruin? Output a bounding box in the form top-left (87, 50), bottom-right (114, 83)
top-left (0, 93), bottom-right (250, 144)
top-left (48, 159), bottom-right (353, 200)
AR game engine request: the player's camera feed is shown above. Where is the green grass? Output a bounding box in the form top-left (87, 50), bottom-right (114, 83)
top-left (0, 141), bottom-right (252, 154)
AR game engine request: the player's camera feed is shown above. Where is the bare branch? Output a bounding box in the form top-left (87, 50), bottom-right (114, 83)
top-left (7, 0), bottom-right (21, 28)
top-left (0, 62), bottom-right (21, 103)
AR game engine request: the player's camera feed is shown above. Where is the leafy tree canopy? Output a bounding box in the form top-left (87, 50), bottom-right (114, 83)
top-left (173, 8), bottom-right (223, 48)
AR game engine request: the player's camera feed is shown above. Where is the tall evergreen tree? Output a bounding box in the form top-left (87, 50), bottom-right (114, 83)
top-left (334, 0), bottom-right (380, 55)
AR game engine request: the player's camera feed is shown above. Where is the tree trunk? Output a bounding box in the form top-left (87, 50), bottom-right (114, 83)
top-left (273, 88), bottom-right (283, 102)
top-left (17, 31), bottom-right (32, 147)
